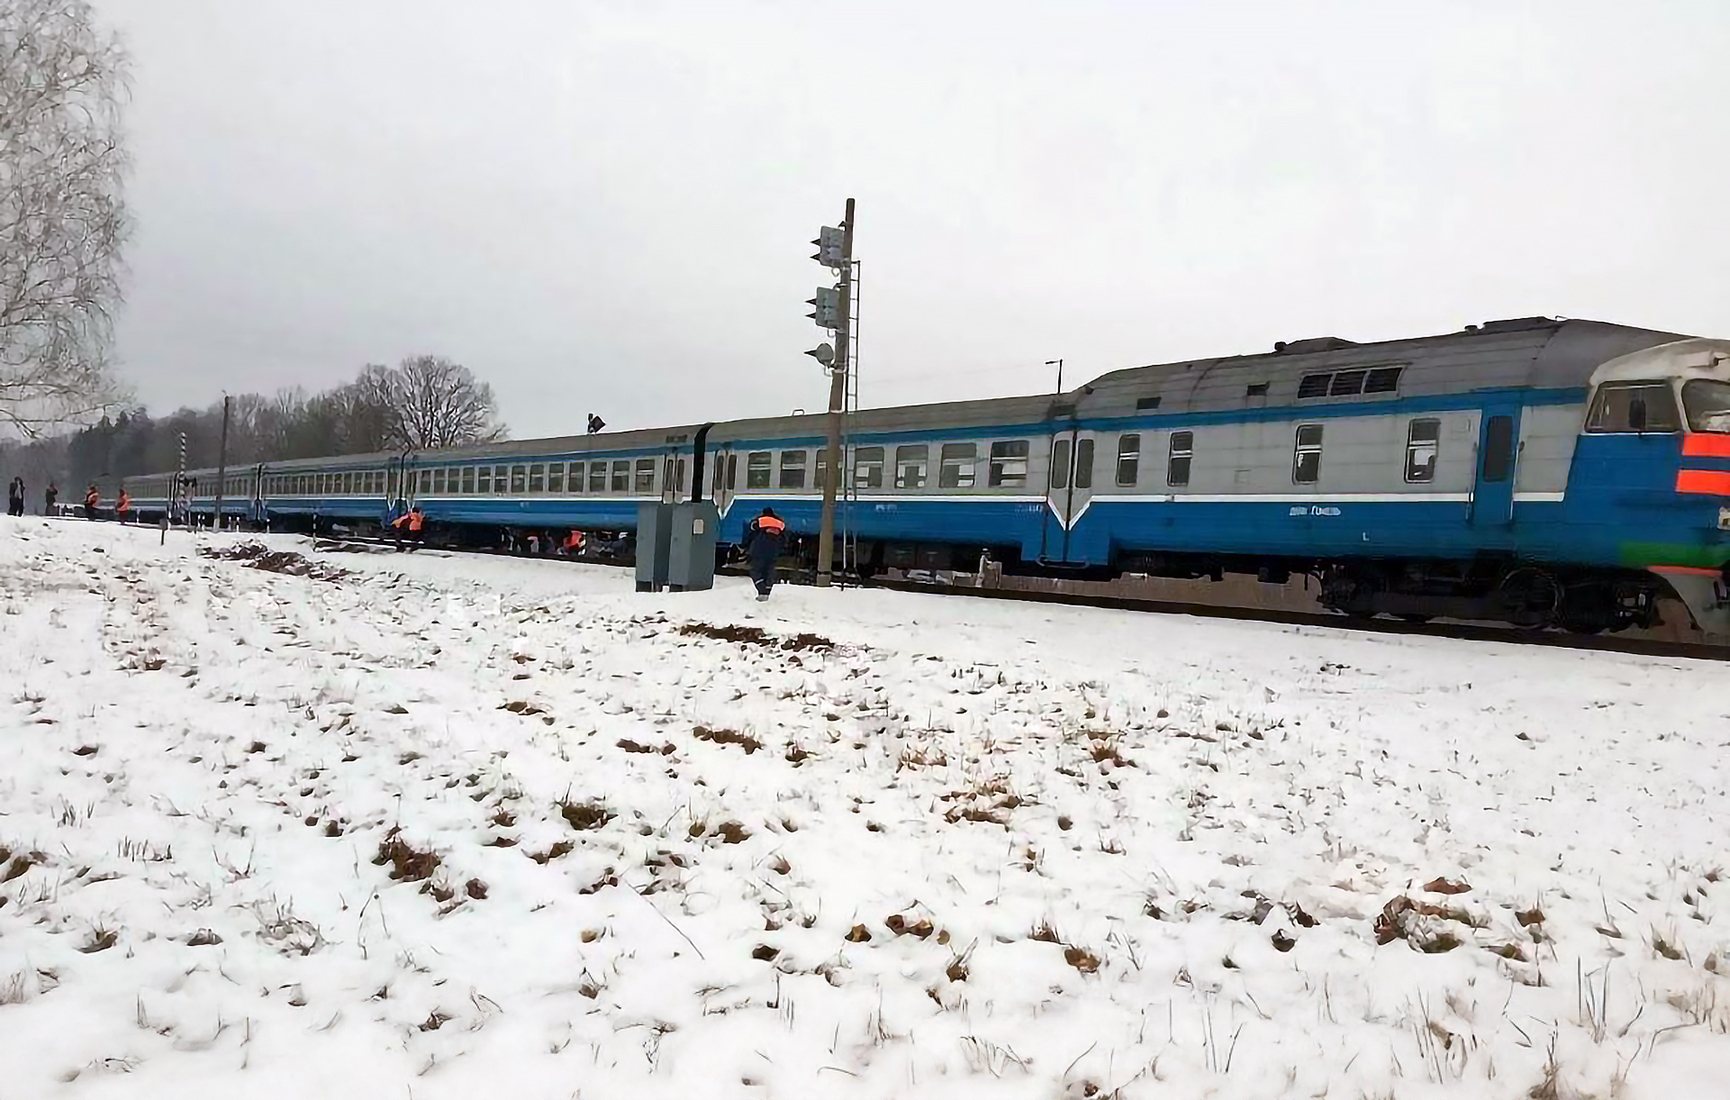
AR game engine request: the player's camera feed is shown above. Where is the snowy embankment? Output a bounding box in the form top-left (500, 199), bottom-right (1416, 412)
top-left (0, 520), bottom-right (1726, 1100)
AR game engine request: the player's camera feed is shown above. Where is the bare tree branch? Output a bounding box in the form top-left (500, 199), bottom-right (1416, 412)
top-left (0, 0), bottom-right (130, 438)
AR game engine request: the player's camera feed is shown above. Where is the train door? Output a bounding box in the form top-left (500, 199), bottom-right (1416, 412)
top-left (251, 463), bottom-right (266, 524)
top-left (1469, 404), bottom-right (1521, 528)
top-left (660, 451), bottom-right (686, 504)
top-left (711, 445), bottom-right (737, 516)
top-left (1040, 428), bottom-right (1098, 563)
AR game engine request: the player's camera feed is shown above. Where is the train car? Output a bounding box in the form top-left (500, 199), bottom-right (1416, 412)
top-left (124, 315), bottom-right (1730, 634)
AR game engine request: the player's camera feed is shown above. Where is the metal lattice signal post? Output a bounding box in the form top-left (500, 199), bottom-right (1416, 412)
top-left (808, 199), bottom-right (855, 588)
top-left (175, 432), bottom-right (187, 526)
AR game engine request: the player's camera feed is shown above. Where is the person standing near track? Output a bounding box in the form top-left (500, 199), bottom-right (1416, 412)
top-left (742, 507), bottom-right (786, 601)
top-left (84, 484), bottom-right (100, 519)
top-left (391, 505), bottom-right (425, 552)
top-left (45, 483), bottom-right (57, 514)
top-left (6, 478), bottom-right (22, 517)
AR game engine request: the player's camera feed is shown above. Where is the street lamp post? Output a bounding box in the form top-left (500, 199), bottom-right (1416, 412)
top-left (1046, 358), bottom-right (1064, 394)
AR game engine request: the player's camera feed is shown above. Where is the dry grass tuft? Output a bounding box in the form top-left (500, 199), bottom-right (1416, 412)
top-left (1063, 946), bottom-right (1101, 974)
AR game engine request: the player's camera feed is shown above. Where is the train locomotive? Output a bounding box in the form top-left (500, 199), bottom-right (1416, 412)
top-left (124, 316), bottom-right (1730, 635)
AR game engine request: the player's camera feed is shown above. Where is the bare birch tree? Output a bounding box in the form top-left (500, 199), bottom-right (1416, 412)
top-left (0, 0), bottom-right (130, 437)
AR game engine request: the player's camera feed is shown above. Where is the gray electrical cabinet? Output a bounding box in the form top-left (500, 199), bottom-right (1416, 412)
top-left (667, 501), bottom-right (719, 592)
top-left (635, 502), bottom-right (674, 592)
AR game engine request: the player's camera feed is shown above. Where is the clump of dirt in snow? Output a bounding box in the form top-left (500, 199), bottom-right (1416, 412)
top-left (373, 828), bottom-right (440, 883)
top-left (693, 726), bottom-right (762, 754)
top-left (559, 800), bottom-right (614, 831)
top-left (677, 622), bottom-right (835, 652)
top-left (200, 543), bottom-right (349, 582)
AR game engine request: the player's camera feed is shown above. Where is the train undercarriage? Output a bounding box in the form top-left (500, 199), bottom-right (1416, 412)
top-left (197, 508), bottom-right (1695, 635)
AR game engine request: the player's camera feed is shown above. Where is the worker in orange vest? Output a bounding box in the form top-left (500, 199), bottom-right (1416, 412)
top-left (84, 484), bottom-right (100, 519)
top-left (560, 529), bottom-right (585, 556)
top-left (743, 507), bottom-right (786, 600)
top-left (391, 505), bottom-right (425, 552)
top-left (116, 489), bottom-right (132, 522)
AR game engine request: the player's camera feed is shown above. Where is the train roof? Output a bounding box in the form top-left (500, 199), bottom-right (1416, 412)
top-left (131, 316), bottom-right (1701, 481)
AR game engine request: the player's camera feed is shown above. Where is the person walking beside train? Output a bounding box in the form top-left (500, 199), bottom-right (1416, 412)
top-left (6, 477), bottom-right (22, 517)
top-left (116, 489), bottom-right (132, 523)
top-left (84, 484), bottom-right (100, 519)
top-left (44, 483), bottom-right (57, 514)
top-left (743, 507), bottom-right (786, 601)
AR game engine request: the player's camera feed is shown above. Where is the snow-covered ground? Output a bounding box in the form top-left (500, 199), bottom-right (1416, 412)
top-left (1, 518), bottom-right (1726, 1100)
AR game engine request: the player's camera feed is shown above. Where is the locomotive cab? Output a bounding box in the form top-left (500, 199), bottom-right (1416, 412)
top-left (1581, 338), bottom-right (1730, 634)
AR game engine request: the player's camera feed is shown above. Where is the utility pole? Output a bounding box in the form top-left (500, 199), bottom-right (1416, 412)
top-left (1047, 358), bottom-right (1064, 394)
top-left (810, 198), bottom-right (855, 588)
top-left (213, 394), bottom-right (231, 531)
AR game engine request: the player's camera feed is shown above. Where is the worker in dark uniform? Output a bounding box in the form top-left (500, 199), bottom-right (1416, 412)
top-left (742, 507), bottom-right (786, 601)
top-left (45, 483), bottom-right (57, 514)
top-left (6, 478), bottom-right (22, 517)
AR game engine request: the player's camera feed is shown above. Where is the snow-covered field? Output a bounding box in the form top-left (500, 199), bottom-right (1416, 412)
top-left (1, 518), bottom-right (1726, 1100)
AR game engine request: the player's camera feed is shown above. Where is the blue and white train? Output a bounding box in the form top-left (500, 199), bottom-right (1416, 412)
top-left (125, 316), bottom-right (1730, 634)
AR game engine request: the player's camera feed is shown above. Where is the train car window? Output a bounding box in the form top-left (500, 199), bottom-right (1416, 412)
top-left (1682, 380), bottom-right (1730, 433)
top-left (1117, 434), bottom-right (1141, 486)
top-left (567, 462), bottom-right (583, 492)
top-left (746, 452), bottom-right (772, 489)
top-left (708, 454), bottom-right (724, 493)
top-left (1481, 416), bottom-right (1514, 482)
top-left (611, 460), bottom-right (630, 492)
top-left (727, 453), bottom-right (738, 489)
top-left (418, 470), bottom-right (433, 495)
top-left (553, 463), bottom-right (568, 493)
top-left (1051, 439), bottom-right (1071, 489)
top-left (1293, 425), bottom-right (1323, 484)
top-left (1168, 431), bottom-right (1193, 487)
top-left (1246, 383), bottom-right (1270, 398)
top-left (854, 446), bottom-right (884, 488)
top-left (504, 465), bottom-right (522, 493)
top-left (1136, 396), bottom-right (1162, 411)
top-left (1329, 371), bottom-right (1367, 397)
top-left (1405, 419), bottom-right (1440, 483)
top-left (1297, 374), bottom-right (1332, 399)
top-left (529, 464), bottom-right (546, 493)
top-left (344, 472), bottom-right (355, 495)
top-left (458, 467), bottom-right (473, 494)
top-left (590, 463), bottom-right (607, 492)
top-left (477, 466), bottom-right (492, 494)
top-left (814, 449), bottom-right (829, 490)
top-left (1365, 367), bottom-right (1403, 394)
top-left (1587, 381), bottom-right (1682, 433)
top-left (634, 459), bottom-right (656, 493)
top-left (1074, 439), bottom-right (1095, 489)
top-left (433, 469), bottom-right (447, 495)
top-left (988, 441), bottom-right (1030, 487)
top-left (491, 465), bottom-right (507, 493)
top-left (895, 445), bottom-right (928, 488)
top-left (939, 443), bottom-right (977, 488)
top-left (778, 450), bottom-right (807, 490)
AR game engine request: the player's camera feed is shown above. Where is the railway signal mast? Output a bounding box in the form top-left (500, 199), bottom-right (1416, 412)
top-left (807, 199), bottom-right (855, 588)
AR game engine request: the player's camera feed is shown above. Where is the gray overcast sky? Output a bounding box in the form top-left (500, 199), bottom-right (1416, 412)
top-left (91, 0), bottom-right (1730, 440)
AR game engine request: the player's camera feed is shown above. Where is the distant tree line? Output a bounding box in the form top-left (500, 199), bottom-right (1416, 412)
top-left (0, 356), bottom-right (506, 503)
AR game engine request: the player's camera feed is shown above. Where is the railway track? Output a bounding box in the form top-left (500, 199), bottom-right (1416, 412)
top-left (304, 533), bottom-right (1730, 664)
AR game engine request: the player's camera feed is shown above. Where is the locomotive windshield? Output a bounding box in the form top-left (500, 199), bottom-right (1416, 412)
top-left (1682, 379), bottom-right (1730, 432)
